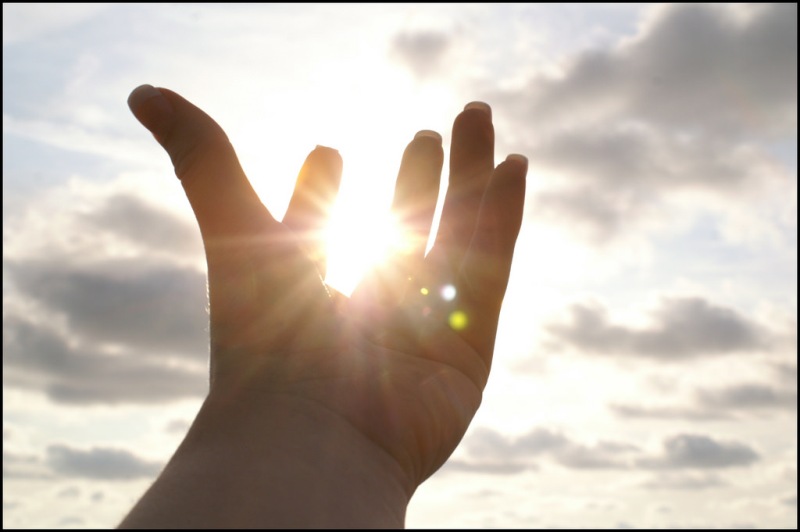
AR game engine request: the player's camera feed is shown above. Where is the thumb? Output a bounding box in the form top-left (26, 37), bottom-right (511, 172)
top-left (127, 84), bottom-right (276, 241)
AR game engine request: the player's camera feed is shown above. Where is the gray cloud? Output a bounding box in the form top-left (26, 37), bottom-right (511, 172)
top-left (637, 434), bottom-right (759, 469)
top-left (447, 428), bottom-right (758, 475)
top-left (79, 193), bottom-right (202, 258)
top-left (546, 297), bottom-right (770, 360)
top-left (611, 380), bottom-right (796, 422)
top-left (507, 4), bottom-right (796, 139)
top-left (465, 427), bottom-right (570, 460)
top-left (3, 314), bottom-right (207, 404)
top-left (57, 486), bottom-right (80, 498)
top-left (389, 30), bottom-right (453, 80)
top-left (553, 440), bottom-right (638, 470)
top-left (3, 500), bottom-right (20, 511)
top-left (3, 450), bottom-right (52, 480)
top-left (6, 258), bottom-right (209, 359)
top-left (494, 3), bottom-right (796, 241)
top-left (3, 186), bottom-right (211, 404)
top-left (57, 517), bottom-right (84, 527)
top-left (441, 459), bottom-right (534, 475)
top-left (610, 404), bottom-right (733, 422)
top-left (696, 384), bottom-right (797, 412)
top-left (641, 472), bottom-right (727, 491)
top-left (46, 444), bottom-right (163, 480)
top-left (453, 427), bottom-right (638, 473)
top-left (781, 495), bottom-right (797, 507)
top-left (532, 185), bottom-right (645, 243)
top-left (772, 362), bottom-right (798, 384)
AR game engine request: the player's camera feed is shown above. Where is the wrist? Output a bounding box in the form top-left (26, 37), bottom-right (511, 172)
top-left (122, 389), bottom-right (411, 528)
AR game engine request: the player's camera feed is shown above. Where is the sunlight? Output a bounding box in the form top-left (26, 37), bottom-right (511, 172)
top-left (324, 200), bottom-right (407, 295)
top-left (229, 52), bottom-right (457, 298)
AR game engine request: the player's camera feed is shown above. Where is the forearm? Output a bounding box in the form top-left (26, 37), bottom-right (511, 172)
top-left (119, 391), bottom-right (411, 529)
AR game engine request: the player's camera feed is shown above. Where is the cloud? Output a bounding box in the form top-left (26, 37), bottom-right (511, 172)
top-left (78, 193), bottom-right (201, 258)
top-left (57, 486), bottom-right (80, 498)
top-left (6, 258), bottom-right (209, 359)
top-left (4, 185), bottom-right (210, 404)
top-left (454, 427), bottom-right (638, 473)
top-left (465, 426), bottom-right (570, 460)
top-left (441, 459), bottom-right (534, 475)
top-left (493, 3), bottom-right (796, 241)
top-left (504, 3), bottom-right (796, 139)
top-left (3, 314), bottom-right (207, 404)
top-left (609, 404), bottom-right (733, 422)
top-left (553, 440), bottom-right (638, 470)
top-left (637, 434), bottom-right (759, 469)
top-left (448, 427), bottom-right (759, 475)
top-left (611, 380), bottom-right (796, 422)
top-left (696, 384), bottom-right (797, 412)
top-left (570, 5), bottom-right (790, 134)
top-left (545, 297), bottom-right (771, 360)
top-left (641, 472), bottom-right (727, 491)
top-left (3, 450), bottom-right (52, 480)
top-left (46, 444), bottom-right (163, 480)
top-left (531, 184), bottom-right (645, 243)
top-left (771, 362), bottom-right (798, 384)
top-left (389, 30), bottom-right (454, 80)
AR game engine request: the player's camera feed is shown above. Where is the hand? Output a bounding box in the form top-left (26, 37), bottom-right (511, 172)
top-left (123, 85), bottom-right (527, 527)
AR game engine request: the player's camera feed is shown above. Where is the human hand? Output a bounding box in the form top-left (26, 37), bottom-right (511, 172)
top-left (124, 85), bottom-right (526, 527)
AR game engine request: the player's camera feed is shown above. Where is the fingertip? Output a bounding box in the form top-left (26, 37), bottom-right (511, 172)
top-left (310, 145), bottom-right (343, 173)
top-left (314, 144), bottom-right (340, 155)
top-left (127, 84), bottom-right (174, 139)
top-left (463, 101), bottom-right (492, 118)
top-left (414, 130), bottom-right (442, 144)
top-left (504, 154), bottom-right (529, 173)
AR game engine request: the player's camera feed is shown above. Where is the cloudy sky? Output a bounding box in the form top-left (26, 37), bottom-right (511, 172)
top-left (3, 3), bottom-right (796, 529)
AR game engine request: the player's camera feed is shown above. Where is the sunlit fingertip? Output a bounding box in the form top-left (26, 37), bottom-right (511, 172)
top-left (414, 130), bottom-right (442, 144)
top-left (463, 101), bottom-right (492, 117)
top-left (314, 144), bottom-right (340, 154)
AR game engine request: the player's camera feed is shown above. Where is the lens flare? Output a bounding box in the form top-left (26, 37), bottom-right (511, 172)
top-left (448, 310), bottom-right (468, 330)
top-left (440, 284), bottom-right (456, 301)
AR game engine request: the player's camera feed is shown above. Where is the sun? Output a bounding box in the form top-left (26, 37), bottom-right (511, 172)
top-left (323, 196), bottom-right (407, 296)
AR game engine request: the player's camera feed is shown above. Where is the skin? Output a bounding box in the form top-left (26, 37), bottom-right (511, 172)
top-left (120, 85), bottom-right (527, 529)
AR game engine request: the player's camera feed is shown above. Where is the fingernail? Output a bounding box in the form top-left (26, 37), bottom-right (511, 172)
top-left (505, 154), bottom-right (528, 170)
top-left (127, 84), bottom-right (173, 117)
top-left (315, 144), bottom-right (339, 154)
top-left (464, 101), bottom-right (492, 118)
top-left (414, 130), bottom-right (442, 144)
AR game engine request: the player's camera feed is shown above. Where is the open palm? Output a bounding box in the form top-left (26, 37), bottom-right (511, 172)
top-left (128, 85), bottom-right (527, 493)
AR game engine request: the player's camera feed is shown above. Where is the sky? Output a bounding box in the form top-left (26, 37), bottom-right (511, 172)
top-left (2, 3), bottom-right (797, 529)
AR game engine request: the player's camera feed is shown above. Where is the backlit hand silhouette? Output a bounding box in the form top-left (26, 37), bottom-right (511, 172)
top-left (124, 85), bottom-right (527, 527)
